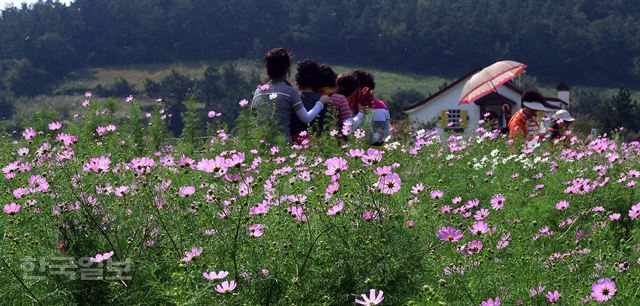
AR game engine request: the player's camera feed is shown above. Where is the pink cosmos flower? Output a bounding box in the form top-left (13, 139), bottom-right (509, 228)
top-left (125, 95), bottom-right (134, 103)
top-left (375, 166), bottom-right (392, 177)
top-left (362, 148), bottom-right (384, 165)
top-left (470, 221), bottom-right (489, 235)
top-left (129, 157), bottom-right (155, 173)
top-left (496, 233), bottom-right (511, 249)
top-left (23, 128), bottom-right (36, 140)
top-left (411, 183), bottom-right (424, 195)
top-left (248, 224), bottom-right (264, 238)
top-left (89, 251), bottom-right (114, 263)
top-left (215, 280), bottom-right (237, 294)
top-left (17, 147), bottom-right (29, 156)
top-left (629, 203), bottom-right (640, 220)
top-left (355, 289), bottom-right (384, 305)
top-left (208, 110), bottom-right (222, 118)
top-left (555, 200), bottom-right (569, 210)
top-left (3, 203), bottom-right (21, 215)
top-left (609, 213), bottom-right (621, 221)
top-left (257, 84), bottom-right (270, 91)
top-left (378, 173), bottom-right (401, 195)
top-left (181, 247), bottom-right (203, 262)
top-left (480, 296), bottom-right (500, 306)
top-left (203, 271), bottom-right (229, 281)
top-left (452, 197), bottom-right (462, 204)
top-left (96, 126), bottom-right (108, 136)
top-left (354, 129), bottom-right (366, 139)
top-left (327, 202), bottom-right (344, 216)
top-left (12, 188), bottom-right (30, 199)
top-left (406, 220), bottom-right (415, 228)
top-left (57, 133), bottom-right (78, 146)
top-left (287, 206), bottom-right (308, 223)
top-left (546, 291), bottom-right (561, 303)
top-left (474, 208), bottom-right (489, 221)
top-left (348, 149), bottom-right (365, 158)
top-left (430, 190), bottom-right (444, 199)
top-left (466, 240), bottom-right (483, 255)
top-left (437, 226), bottom-right (463, 243)
top-left (82, 100), bottom-right (90, 107)
top-left (324, 157), bottom-right (348, 176)
top-left (29, 175), bottom-right (49, 193)
top-left (48, 121), bottom-right (62, 130)
top-left (591, 278), bottom-right (616, 302)
top-left (83, 156), bottom-right (111, 173)
top-left (362, 211), bottom-right (374, 221)
top-left (196, 157), bottom-right (228, 175)
top-left (179, 186), bottom-right (196, 197)
top-left (490, 194), bottom-right (505, 210)
top-left (239, 99), bottom-right (249, 107)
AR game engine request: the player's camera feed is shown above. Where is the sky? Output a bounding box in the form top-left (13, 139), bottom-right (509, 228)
top-left (1, 0), bottom-right (73, 10)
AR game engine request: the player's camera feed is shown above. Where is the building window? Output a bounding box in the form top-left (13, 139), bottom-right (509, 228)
top-left (447, 109), bottom-right (461, 128)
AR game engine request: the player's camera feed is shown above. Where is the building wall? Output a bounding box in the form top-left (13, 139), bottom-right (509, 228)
top-left (406, 81), bottom-right (523, 133)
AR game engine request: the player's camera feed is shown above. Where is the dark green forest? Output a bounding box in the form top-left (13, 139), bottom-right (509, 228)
top-left (1, 0), bottom-right (640, 136)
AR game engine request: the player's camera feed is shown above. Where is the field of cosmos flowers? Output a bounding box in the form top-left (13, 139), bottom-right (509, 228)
top-left (1, 94), bottom-right (639, 305)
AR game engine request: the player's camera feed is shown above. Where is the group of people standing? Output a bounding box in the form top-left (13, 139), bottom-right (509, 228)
top-left (251, 48), bottom-right (390, 146)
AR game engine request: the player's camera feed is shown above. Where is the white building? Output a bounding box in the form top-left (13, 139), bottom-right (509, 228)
top-left (404, 68), bottom-right (570, 133)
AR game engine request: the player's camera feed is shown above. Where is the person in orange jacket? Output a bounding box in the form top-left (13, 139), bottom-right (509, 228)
top-left (508, 91), bottom-right (548, 140)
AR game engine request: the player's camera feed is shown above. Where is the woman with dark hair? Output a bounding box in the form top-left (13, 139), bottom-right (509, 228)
top-left (290, 59), bottom-right (323, 143)
top-left (251, 48), bottom-right (331, 142)
top-left (352, 69), bottom-right (389, 146)
top-left (332, 73), bottom-right (361, 129)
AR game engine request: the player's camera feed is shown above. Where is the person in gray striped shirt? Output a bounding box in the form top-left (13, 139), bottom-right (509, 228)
top-left (251, 48), bottom-right (331, 142)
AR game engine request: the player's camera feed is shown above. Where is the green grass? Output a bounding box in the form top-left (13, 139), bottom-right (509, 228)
top-left (57, 61), bottom-right (451, 99)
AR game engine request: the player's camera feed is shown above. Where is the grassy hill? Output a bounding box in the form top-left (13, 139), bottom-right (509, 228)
top-left (56, 61), bottom-right (450, 98)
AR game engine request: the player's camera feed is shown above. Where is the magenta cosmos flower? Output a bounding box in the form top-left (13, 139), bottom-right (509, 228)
top-left (480, 296), bottom-right (500, 306)
top-left (324, 157), bottom-right (349, 176)
top-left (3, 203), bottom-right (21, 215)
top-left (215, 280), bottom-right (237, 294)
top-left (48, 121), bottom-right (62, 131)
top-left (555, 200), bottom-right (569, 210)
top-left (591, 278), bottom-right (616, 302)
top-left (129, 157), bottom-right (155, 174)
top-left (546, 291), bottom-right (560, 303)
top-left (29, 175), bottom-right (49, 193)
top-left (83, 156), bottom-right (111, 173)
top-left (430, 190), bottom-right (444, 199)
top-left (378, 173), bottom-right (401, 195)
top-left (355, 289), bottom-right (384, 305)
top-left (90, 251), bottom-right (114, 263)
top-left (203, 271), bottom-right (229, 281)
top-left (248, 224), bottom-right (264, 238)
top-left (490, 194), bottom-right (505, 210)
top-left (466, 240), bottom-right (483, 255)
top-left (437, 227), bottom-right (463, 243)
top-left (470, 221), bottom-right (489, 235)
top-left (181, 247), bottom-right (203, 262)
top-left (179, 186), bottom-right (196, 197)
top-left (23, 127), bottom-right (36, 140)
top-left (327, 202), bottom-right (345, 215)
top-left (629, 203), bottom-right (640, 220)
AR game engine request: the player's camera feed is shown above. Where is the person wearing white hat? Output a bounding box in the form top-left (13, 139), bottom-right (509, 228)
top-left (508, 91), bottom-right (552, 140)
top-left (549, 109), bottom-right (575, 141)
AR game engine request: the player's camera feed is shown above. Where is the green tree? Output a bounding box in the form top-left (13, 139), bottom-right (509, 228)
top-left (181, 95), bottom-right (202, 145)
top-left (596, 88), bottom-right (640, 133)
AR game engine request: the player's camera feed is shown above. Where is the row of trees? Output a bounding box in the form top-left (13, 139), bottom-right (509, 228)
top-left (1, 0), bottom-right (640, 94)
